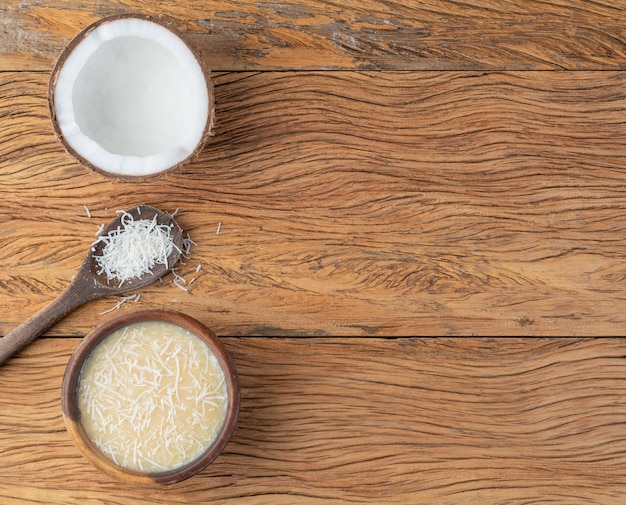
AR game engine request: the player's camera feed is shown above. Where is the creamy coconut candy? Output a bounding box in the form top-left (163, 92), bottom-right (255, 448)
top-left (77, 320), bottom-right (228, 473)
top-left (62, 310), bottom-right (239, 485)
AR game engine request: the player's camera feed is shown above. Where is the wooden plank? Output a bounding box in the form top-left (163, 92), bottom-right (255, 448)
top-left (2, 70), bottom-right (626, 336)
top-left (1, 337), bottom-right (626, 504)
top-left (2, 1), bottom-right (626, 71)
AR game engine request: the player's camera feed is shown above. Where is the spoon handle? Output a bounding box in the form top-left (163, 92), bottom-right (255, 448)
top-left (0, 276), bottom-right (97, 366)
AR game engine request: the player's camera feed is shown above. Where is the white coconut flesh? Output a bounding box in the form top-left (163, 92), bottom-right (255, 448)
top-left (53, 18), bottom-right (209, 177)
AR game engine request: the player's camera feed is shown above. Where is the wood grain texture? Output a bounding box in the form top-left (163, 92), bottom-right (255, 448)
top-left (1, 337), bottom-right (626, 504)
top-left (2, 1), bottom-right (626, 71)
top-left (3, 2), bottom-right (626, 504)
top-left (2, 70), bottom-right (626, 336)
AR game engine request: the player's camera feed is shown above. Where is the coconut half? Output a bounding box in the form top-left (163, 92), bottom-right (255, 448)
top-left (49, 14), bottom-right (214, 180)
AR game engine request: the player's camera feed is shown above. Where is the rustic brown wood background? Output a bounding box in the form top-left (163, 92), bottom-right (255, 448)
top-left (2, 0), bottom-right (626, 503)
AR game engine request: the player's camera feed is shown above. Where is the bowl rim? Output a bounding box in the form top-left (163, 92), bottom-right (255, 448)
top-left (61, 309), bottom-right (239, 485)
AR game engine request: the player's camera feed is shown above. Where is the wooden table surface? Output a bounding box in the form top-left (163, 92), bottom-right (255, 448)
top-left (2, 1), bottom-right (626, 503)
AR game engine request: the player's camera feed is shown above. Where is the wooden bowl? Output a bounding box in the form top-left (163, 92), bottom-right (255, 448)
top-left (61, 309), bottom-right (239, 485)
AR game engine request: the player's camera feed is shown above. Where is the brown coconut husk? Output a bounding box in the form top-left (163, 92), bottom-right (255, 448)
top-left (48, 13), bottom-right (215, 182)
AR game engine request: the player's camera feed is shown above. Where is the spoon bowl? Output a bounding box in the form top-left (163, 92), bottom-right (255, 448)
top-left (0, 205), bottom-right (183, 366)
top-left (87, 205), bottom-right (183, 293)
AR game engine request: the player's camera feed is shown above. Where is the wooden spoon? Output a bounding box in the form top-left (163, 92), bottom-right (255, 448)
top-left (0, 205), bottom-right (183, 366)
